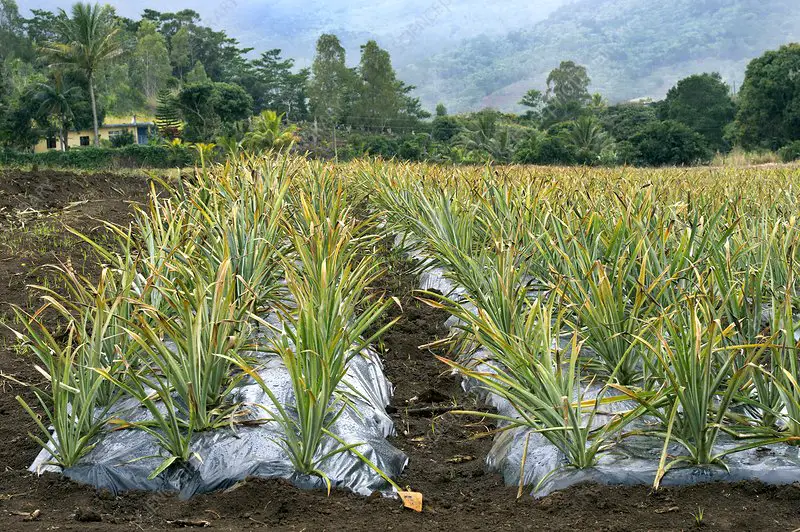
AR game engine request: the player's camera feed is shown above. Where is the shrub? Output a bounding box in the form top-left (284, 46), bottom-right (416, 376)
top-left (242, 110), bottom-right (299, 153)
top-left (513, 129), bottom-right (578, 165)
top-left (513, 131), bottom-right (546, 164)
top-left (398, 134), bottom-right (431, 161)
top-left (431, 116), bottom-right (461, 142)
top-left (630, 120), bottom-right (712, 166)
top-left (539, 134), bottom-right (576, 165)
top-left (348, 134), bottom-right (400, 159)
top-left (778, 141), bottom-right (800, 163)
top-left (109, 131), bottom-right (135, 148)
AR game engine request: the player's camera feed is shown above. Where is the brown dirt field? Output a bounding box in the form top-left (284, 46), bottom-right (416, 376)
top-left (0, 168), bottom-right (798, 531)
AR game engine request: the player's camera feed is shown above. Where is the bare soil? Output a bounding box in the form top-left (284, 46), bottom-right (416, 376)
top-left (0, 168), bottom-right (798, 531)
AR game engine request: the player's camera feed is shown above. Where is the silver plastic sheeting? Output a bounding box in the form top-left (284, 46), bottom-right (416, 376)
top-left (489, 426), bottom-right (800, 497)
top-left (462, 344), bottom-right (800, 497)
top-left (30, 336), bottom-right (407, 499)
top-left (411, 259), bottom-right (800, 497)
top-left (419, 266), bottom-right (464, 297)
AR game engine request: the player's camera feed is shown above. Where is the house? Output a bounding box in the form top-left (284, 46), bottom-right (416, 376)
top-left (34, 115), bottom-right (156, 153)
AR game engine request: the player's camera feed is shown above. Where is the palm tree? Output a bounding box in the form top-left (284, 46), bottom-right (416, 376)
top-left (41, 3), bottom-right (122, 146)
top-left (456, 109), bottom-right (516, 162)
top-left (34, 72), bottom-right (80, 150)
top-left (566, 115), bottom-right (614, 164)
top-left (242, 110), bottom-right (299, 153)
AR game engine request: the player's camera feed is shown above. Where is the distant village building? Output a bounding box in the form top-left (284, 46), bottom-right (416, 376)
top-left (34, 116), bottom-right (155, 153)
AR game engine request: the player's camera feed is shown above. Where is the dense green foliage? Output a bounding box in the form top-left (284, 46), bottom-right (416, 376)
top-left (629, 120), bottom-right (711, 166)
top-left (411, 0), bottom-right (800, 112)
top-left (658, 73), bottom-right (735, 151)
top-left (40, 3), bottom-right (122, 146)
top-left (734, 43), bottom-right (800, 150)
top-left (778, 141), bottom-right (800, 163)
top-left (241, 110), bottom-right (298, 153)
top-left (175, 81), bottom-right (253, 142)
top-left (0, 1), bottom-right (798, 167)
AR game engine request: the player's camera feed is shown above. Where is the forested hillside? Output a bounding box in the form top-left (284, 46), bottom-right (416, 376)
top-left (13, 0), bottom-right (800, 112)
top-left (3, 0), bottom-right (800, 168)
top-left (407, 0), bottom-right (800, 111)
top-left (226, 0), bottom-right (567, 65)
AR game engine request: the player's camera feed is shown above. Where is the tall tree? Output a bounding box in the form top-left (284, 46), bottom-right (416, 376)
top-left (138, 9), bottom-right (249, 84)
top-left (169, 26), bottom-right (190, 79)
top-left (250, 49), bottom-right (309, 120)
top-left (354, 40), bottom-right (400, 131)
top-left (546, 61), bottom-right (591, 105)
top-left (0, 0), bottom-right (29, 61)
top-left (23, 9), bottom-right (62, 46)
top-left (542, 60), bottom-right (591, 125)
top-left (519, 88), bottom-right (545, 122)
top-left (308, 34), bottom-right (352, 124)
top-left (42, 3), bottom-right (122, 145)
top-left (659, 73), bottom-right (735, 151)
top-left (131, 20), bottom-right (172, 105)
top-left (33, 71), bottom-right (80, 150)
top-left (0, 58), bottom-right (45, 150)
top-left (186, 25), bottom-right (250, 82)
top-left (143, 9), bottom-right (199, 39)
top-left (348, 40), bottom-right (428, 131)
top-left (734, 44), bottom-right (800, 150)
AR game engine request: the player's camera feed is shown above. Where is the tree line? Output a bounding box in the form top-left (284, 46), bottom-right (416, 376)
top-left (0, 1), bottom-right (799, 166)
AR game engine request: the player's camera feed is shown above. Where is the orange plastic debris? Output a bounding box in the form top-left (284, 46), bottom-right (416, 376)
top-left (399, 490), bottom-right (423, 512)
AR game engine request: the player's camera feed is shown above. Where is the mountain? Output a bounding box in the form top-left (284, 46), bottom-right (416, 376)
top-left (405, 0), bottom-right (800, 111)
top-left (15, 0), bottom-right (800, 113)
top-left (222, 0), bottom-right (569, 68)
top-left (16, 0), bottom-right (569, 68)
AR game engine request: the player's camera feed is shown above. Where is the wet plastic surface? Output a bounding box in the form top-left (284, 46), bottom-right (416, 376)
top-left (415, 262), bottom-right (800, 497)
top-left (30, 326), bottom-right (407, 499)
top-left (489, 425), bottom-right (800, 497)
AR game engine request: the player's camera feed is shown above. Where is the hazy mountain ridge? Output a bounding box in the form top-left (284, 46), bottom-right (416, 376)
top-left (407, 0), bottom-right (800, 111)
top-left (224, 0), bottom-right (569, 68)
top-left (15, 0), bottom-right (800, 112)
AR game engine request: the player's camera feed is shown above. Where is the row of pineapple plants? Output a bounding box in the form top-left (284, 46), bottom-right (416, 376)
top-left (370, 161), bottom-right (800, 492)
top-left (13, 155), bottom-right (399, 491)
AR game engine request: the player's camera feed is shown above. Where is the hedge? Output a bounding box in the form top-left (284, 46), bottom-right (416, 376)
top-left (0, 145), bottom-right (196, 170)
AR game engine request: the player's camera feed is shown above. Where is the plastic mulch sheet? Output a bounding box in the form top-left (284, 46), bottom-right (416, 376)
top-left (30, 329), bottom-right (407, 499)
top-left (489, 424), bottom-right (800, 497)
top-left (414, 261), bottom-right (800, 497)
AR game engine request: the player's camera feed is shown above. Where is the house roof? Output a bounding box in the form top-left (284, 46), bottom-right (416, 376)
top-left (101, 122), bottom-right (155, 128)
